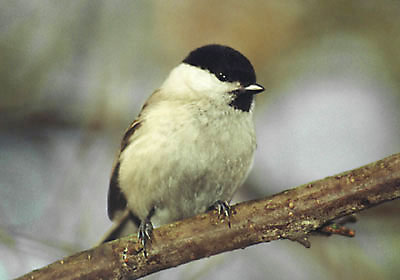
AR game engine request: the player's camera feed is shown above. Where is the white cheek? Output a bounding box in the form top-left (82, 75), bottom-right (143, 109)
top-left (187, 69), bottom-right (226, 93)
top-left (162, 63), bottom-right (239, 100)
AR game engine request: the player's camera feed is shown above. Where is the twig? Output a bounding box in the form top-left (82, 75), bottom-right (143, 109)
top-left (16, 153), bottom-right (400, 280)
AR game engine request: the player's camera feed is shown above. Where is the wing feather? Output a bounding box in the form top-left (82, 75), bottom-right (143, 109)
top-left (107, 90), bottom-right (161, 221)
top-left (107, 120), bottom-right (141, 220)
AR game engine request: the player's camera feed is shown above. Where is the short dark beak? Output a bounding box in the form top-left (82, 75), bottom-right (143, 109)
top-left (244, 83), bottom-right (265, 94)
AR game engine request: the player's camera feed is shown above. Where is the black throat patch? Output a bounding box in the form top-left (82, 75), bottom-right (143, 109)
top-left (229, 89), bottom-right (254, 112)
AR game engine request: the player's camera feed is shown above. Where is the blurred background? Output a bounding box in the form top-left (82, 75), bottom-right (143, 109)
top-left (1, 1), bottom-right (400, 279)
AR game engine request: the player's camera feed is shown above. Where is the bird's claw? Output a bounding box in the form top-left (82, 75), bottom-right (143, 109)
top-left (138, 220), bottom-right (153, 257)
top-left (211, 200), bottom-right (232, 227)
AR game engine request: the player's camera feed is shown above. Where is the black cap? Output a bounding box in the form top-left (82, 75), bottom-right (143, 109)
top-left (183, 44), bottom-right (257, 87)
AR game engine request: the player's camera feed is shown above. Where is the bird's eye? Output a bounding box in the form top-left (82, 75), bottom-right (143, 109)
top-left (217, 72), bottom-right (228, 82)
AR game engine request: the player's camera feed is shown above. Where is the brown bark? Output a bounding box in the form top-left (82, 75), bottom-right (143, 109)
top-left (17, 153), bottom-right (400, 280)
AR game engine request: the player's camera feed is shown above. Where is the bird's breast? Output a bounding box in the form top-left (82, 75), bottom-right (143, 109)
top-left (118, 102), bottom-right (256, 225)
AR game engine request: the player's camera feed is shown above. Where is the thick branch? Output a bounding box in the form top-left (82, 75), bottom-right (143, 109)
top-left (17, 153), bottom-right (400, 280)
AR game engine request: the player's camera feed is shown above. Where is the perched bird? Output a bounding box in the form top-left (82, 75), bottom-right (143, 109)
top-left (100, 44), bottom-right (264, 249)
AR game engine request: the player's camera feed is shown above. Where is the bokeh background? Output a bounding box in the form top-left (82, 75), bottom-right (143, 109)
top-left (1, 1), bottom-right (400, 279)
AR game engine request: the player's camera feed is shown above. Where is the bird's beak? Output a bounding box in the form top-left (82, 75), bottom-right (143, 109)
top-left (244, 83), bottom-right (265, 94)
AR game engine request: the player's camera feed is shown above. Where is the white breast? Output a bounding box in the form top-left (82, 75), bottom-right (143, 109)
top-left (118, 96), bottom-right (256, 227)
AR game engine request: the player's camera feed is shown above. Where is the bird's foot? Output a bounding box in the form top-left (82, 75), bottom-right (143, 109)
top-left (210, 200), bottom-right (232, 227)
top-left (137, 219), bottom-right (153, 257)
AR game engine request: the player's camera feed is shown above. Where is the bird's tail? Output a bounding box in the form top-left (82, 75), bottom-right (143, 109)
top-left (96, 209), bottom-right (139, 245)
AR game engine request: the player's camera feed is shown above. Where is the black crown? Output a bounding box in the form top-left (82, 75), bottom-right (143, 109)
top-left (183, 44), bottom-right (257, 87)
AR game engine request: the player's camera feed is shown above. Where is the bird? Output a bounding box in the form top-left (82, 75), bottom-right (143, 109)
top-left (99, 44), bottom-right (264, 252)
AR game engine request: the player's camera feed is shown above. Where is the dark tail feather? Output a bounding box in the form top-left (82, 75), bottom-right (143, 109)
top-left (96, 209), bottom-right (140, 245)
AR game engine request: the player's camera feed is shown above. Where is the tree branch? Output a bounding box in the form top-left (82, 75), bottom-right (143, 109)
top-left (17, 153), bottom-right (400, 280)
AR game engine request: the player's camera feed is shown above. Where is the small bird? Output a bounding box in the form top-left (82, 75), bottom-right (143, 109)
top-left (100, 44), bottom-right (264, 249)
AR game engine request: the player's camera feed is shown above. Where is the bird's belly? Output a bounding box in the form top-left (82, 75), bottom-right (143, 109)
top-left (119, 111), bottom-right (256, 227)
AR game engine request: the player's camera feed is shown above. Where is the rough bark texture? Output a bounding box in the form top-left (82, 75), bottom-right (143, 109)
top-left (17, 153), bottom-right (400, 280)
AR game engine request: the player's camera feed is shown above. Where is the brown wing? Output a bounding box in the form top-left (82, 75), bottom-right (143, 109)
top-left (107, 120), bottom-right (141, 220)
top-left (107, 90), bottom-right (161, 221)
